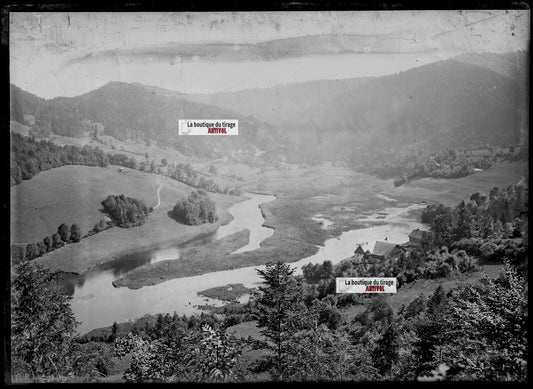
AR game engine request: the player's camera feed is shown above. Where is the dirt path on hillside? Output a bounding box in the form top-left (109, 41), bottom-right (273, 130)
top-left (153, 181), bottom-right (163, 209)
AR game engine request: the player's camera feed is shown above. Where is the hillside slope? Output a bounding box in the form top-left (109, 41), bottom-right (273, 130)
top-left (10, 82), bottom-right (288, 162)
top-left (11, 52), bottom-right (527, 163)
top-left (188, 51), bottom-right (528, 161)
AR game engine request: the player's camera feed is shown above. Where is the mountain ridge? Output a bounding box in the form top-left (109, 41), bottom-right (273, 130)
top-left (10, 51), bottom-right (528, 163)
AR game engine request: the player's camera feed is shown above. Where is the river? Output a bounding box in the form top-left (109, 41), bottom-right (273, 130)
top-left (62, 192), bottom-right (427, 335)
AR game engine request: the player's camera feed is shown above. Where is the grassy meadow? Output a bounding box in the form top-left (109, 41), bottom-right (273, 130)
top-left (14, 154), bottom-right (521, 285)
top-left (387, 161), bottom-right (526, 207)
top-left (17, 165), bottom-right (243, 273)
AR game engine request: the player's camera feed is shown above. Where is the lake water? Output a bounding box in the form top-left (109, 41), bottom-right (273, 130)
top-left (62, 192), bottom-right (427, 335)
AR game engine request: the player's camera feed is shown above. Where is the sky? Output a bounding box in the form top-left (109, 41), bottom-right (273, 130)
top-left (10, 11), bottom-right (530, 99)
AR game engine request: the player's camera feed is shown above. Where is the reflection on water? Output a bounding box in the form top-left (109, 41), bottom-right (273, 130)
top-left (60, 192), bottom-right (276, 334)
top-left (60, 230), bottom-right (218, 297)
top-left (63, 195), bottom-right (426, 335)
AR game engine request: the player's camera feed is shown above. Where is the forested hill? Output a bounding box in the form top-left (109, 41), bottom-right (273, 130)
top-left (10, 82), bottom-right (288, 161)
top-left (10, 51), bottom-right (527, 164)
top-left (188, 51), bottom-right (528, 163)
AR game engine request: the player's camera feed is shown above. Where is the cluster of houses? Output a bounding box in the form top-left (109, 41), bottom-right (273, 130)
top-left (352, 229), bottom-right (426, 263)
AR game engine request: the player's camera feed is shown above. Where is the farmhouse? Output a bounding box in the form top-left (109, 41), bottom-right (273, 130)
top-left (370, 241), bottom-right (406, 261)
top-left (353, 244), bottom-right (365, 263)
top-left (408, 229), bottom-right (425, 245)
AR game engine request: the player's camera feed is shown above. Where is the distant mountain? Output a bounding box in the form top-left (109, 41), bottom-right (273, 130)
top-left (187, 51), bottom-right (528, 161)
top-left (10, 82), bottom-right (288, 161)
top-left (11, 51), bottom-right (528, 164)
top-left (187, 77), bottom-right (373, 126)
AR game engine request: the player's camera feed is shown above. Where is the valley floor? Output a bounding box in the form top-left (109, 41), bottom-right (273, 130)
top-left (14, 161), bottom-right (525, 282)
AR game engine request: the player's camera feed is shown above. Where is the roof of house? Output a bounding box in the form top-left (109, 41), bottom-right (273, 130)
top-left (408, 229), bottom-right (425, 239)
top-left (354, 245), bottom-right (365, 254)
top-left (372, 241), bottom-right (401, 257)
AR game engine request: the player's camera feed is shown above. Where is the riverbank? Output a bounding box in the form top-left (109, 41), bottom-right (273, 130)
top-left (112, 202), bottom-right (426, 290)
top-left (113, 227), bottom-right (319, 289)
top-left (112, 168), bottom-right (420, 290)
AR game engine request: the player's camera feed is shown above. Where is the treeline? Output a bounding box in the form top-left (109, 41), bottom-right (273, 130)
top-left (108, 153), bottom-right (137, 169)
top-left (101, 194), bottom-right (152, 228)
top-left (10, 253), bottom-right (527, 382)
top-left (170, 190), bottom-right (218, 226)
top-left (81, 312), bottom-right (221, 344)
top-left (11, 134), bottom-right (243, 197)
top-left (330, 183), bottom-right (528, 291)
top-left (10, 258), bottom-right (233, 382)
top-left (11, 217), bottom-right (117, 264)
top-left (421, 184), bottom-right (528, 272)
top-left (11, 222), bottom-right (82, 264)
top-left (333, 246), bottom-right (478, 289)
top-left (11, 82), bottom-right (285, 163)
top-left (110, 260), bottom-right (527, 382)
top-left (169, 162), bottom-right (242, 196)
top-left (354, 145), bottom-right (507, 187)
top-left (11, 133), bottom-right (109, 185)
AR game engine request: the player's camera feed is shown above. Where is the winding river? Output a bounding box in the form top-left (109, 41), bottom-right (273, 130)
top-left (62, 192), bottom-right (426, 335)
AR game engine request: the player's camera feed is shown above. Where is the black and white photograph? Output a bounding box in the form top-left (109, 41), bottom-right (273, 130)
top-left (6, 7), bottom-right (529, 383)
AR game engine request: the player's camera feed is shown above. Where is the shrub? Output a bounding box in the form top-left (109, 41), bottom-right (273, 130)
top-left (170, 191), bottom-right (218, 226)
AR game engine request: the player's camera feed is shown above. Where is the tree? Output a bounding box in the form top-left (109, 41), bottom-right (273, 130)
top-left (438, 266), bottom-right (527, 381)
top-left (70, 341), bottom-right (115, 379)
top-left (405, 294), bottom-right (426, 319)
top-left (70, 223), bottom-right (82, 243)
top-left (52, 233), bottom-right (62, 248)
top-left (372, 323), bottom-right (400, 376)
top-left (25, 243), bottom-right (38, 261)
top-left (171, 191), bottom-right (217, 226)
top-left (453, 201), bottom-right (472, 241)
top-left (93, 219), bottom-right (108, 233)
top-left (101, 194), bottom-right (150, 228)
top-left (427, 284), bottom-right (447, 315)
top-left (161, 158), bottom-right (168, 167)
top-left (58, 223), bottom-right (70, 243)
top-left (321, 260), bottom-right (333, 279)
top-left (114, 321), bottom-right (242, 383)
top-left (11, 245), bottom-right (26, 264)
top-left (115, 333), bottom-right (171, 382)
top-left (150, 160), bottom-right (156, 172)
top-left (282, 325), bottom-right (365, 381)
top-left (255, 261), bottom-right (309, 380)
top-left (432, 207), bottom-right (454, 248)
top-left (11, 260), bottom-right (78, 378)
top-left (36, 242), bottom-right (47, 257)
top-left (43, 236), bottom-right (52, 252)
top-left (192, 324), bottom-right (242, 382)
top-left (209, 165), bottom-right (217, 175)
top-left (108, 322), bottom-right (119, 343)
